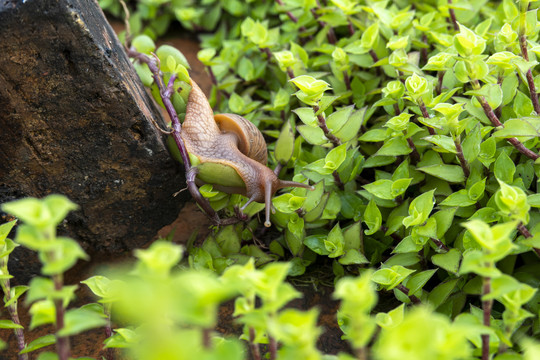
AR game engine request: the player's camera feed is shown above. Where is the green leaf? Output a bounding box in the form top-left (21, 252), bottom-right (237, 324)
top-left (0, 319), bottom-right (23, 329)
top-left (297, 125), bottom-right (327, 145)
top-left (58, 308), bottom-right (107, 337)
top-left (326, 106), bottom-right (354, 132)
top-left (275, 120), bottom-right (295, 164)
top-left (304, 234), bottom-right (331, 256)
top-left (325, 144), bottom-right (347, 171)
top-left (0, 220), bottom-right (16, 243)
top-left (364, 200), bottom-right (382, 235)
top-left (375, 136), bottom-right (413, 156)
top-left (40, 238), bottom-right (88, 275)
top-left (494, 151), bottom-right (516, 184)
top-left (403, 190), bottom-right (435, 228)
top-left (432, 248), bottom-right (462, 274)
top-left (427, 279), bottom-right (459, 309)
top-left (20, 334), bottom-right (56, 354)
top-left (4, 285), bottom-right (29, 307)
top-left (440, 189), bottom-right (476, 207)
top-left (423, 135), bottom-right (457, 153)
top-left (417, 164), bottom-right (465, 183)
top-left (339, 249), bottom-right (369, 265)
top-left (493, 118), bottom-right (540, 138)
top-left (405, 269), bottom-right (437, 295)
top-left (156, 45), bottom-right (190, 70)
top-left (372, 265), bottom-right (415, 290)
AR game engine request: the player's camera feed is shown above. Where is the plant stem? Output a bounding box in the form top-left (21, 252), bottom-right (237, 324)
top-left (312, 105), bottom-right (342, 147)
top-left (447, 0), bottom-right (460, 31)
top-left (104, 304), bottom-right (115, 360)
top-left (474, 86), bottom-right (540, 160)
top-left (436, 71), bottom-right (445, 95)
top-left (454, 136), bottom-right (470, 178)
top-left (482, 276), bottom-right (492, 360)
top-left (517, 223), bottom-right (540, 257)
top-left (53, 274), bottom-right (70, 360)
top-left (430, 237), bottom-right (449, 252)
top-left (417, 98), bottom-right (436, 135)
top-left (268, 335), bottom-right (278, 360)
top-left (311, 4), bottom-right (337, 44)
top-left (519, 35), bottom-right (540, 114)
top-left (202, 328), bottom-right (212, 349)
top-left (1, 279), bottom-right (28, 360)
top-left (249, 327), bottom-right (262, 360)
top-left (343, 71), bottom-right (351, 91)
top-left (396, 284), bottom-right (421, 304)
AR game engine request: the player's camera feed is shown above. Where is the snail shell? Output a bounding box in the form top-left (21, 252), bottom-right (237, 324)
top-left (180, 79), bottom-right (311, 227)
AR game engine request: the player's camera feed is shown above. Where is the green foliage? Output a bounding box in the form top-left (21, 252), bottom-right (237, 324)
top-left (10, 0), bottom-right (539, 358)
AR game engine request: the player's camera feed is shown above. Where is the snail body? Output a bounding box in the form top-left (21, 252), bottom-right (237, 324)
top-left (180, 80), bottom-right (310, 227)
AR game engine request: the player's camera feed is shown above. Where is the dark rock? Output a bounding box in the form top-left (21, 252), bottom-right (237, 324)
top-left (0, 0), bottom-right (187, 278)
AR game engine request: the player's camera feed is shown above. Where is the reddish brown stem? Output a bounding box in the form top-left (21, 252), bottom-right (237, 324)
top-left (313, 105), bottom-right (342, 147)
top-left (268, 335), bottom-right (278, 360)
top-left (436, 71), bottom-right (445, 95)
top-left (2, 279), bottom-right (28, 360)
top-left (482, 277), bottom-right (492, 360)
top-left (406, 137), bottom-right (420, 163)
top-left (454, 137), bottom-right (470, 178)
top-left (54, 274), bottom-right (70, 360)
top-left (430, 237), bottom-right (449, 252)
top-left (517, 223), bottom-right (540, 257)
top-left (249, 327), bottom-right (262, 360)
top-left (396, 284), bottom-right (422, 304)
top-left (475, 92), bottom-right (540, 160)
top-left (447, 0), bottom-right (459, 31)
top-left (417, 99), bottom-right (436, 135)
top-left (343, 71), bottom-right (351, 91)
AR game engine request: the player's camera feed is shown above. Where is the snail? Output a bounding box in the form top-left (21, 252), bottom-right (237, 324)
top-left (180, 79), bottom-right (312, 227)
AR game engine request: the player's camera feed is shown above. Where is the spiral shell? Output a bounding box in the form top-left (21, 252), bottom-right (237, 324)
top-left (214, 113), bottom-right (268, 165)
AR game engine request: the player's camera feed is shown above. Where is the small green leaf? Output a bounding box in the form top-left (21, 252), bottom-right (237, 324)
top-left (375, 136), bottom-right (413, 156)
top-left (20, 334), bottom-right (56, 354)
top-left (417, 164), bottom-right (465, 183)
top-left (432, 248), bottom-right (462, 274)
top-left (364, 200), bottom-right (382, 235)
top-left (275, 120), bottom-right (295, 164)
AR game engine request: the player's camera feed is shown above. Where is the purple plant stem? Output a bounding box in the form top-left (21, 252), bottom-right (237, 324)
top-left (517, 223), bottom-right (540, 257)
top-left (311, 3), bottom-right (337, 44)
top-left (369, 50), bottom-right (382, 76)
top-left (436, 71), bottom-right (445, 95)
top-left (202, 328), bottom-right (212, 349)
top-left (447, 0), bottom-right (459, 31)
top-left (268, 335), bottom-right (278, 360)
top-left (312, 105), bottom-right (341, 147)
top-left (417, 99), bottom-right (436, 135)
top-left (104, 305), bottom-right (115, 360)
top-left (454, 137), bottom-right (470, 178)
top-left (474, 89), bottom-right (540, 160)
top-left (430, 237), bottom-right (449, 252)
top-left (53, 274), bottom-right (70, 360)
top-left (519, 35), bottom-right (540, 115)
top-left (482, 277), bottom-right (492, 360)
top-left (421, 34), bottom-right (429, 66)
top-left (249, 327), bottom-right (262, 360)
top-left (2, 279), bottom-right (28, 360)
top-left (347, 18), bottom-right (355, 36)
top-left (394, 104), bottom-right (420, 162)
top-left (396, 284), bottom-right (421, 304)
top-left (343, 71), bottom-right (351, 91)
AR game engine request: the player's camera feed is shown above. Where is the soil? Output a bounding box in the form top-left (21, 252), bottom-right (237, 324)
top-left (1, 22), bottom-right (350, 360)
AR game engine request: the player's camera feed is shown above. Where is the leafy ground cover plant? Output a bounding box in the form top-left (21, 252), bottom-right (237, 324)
top-left (4, 0), bottom-right (540, 359)
top-left (101, 0), bottom-right (540, 359)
